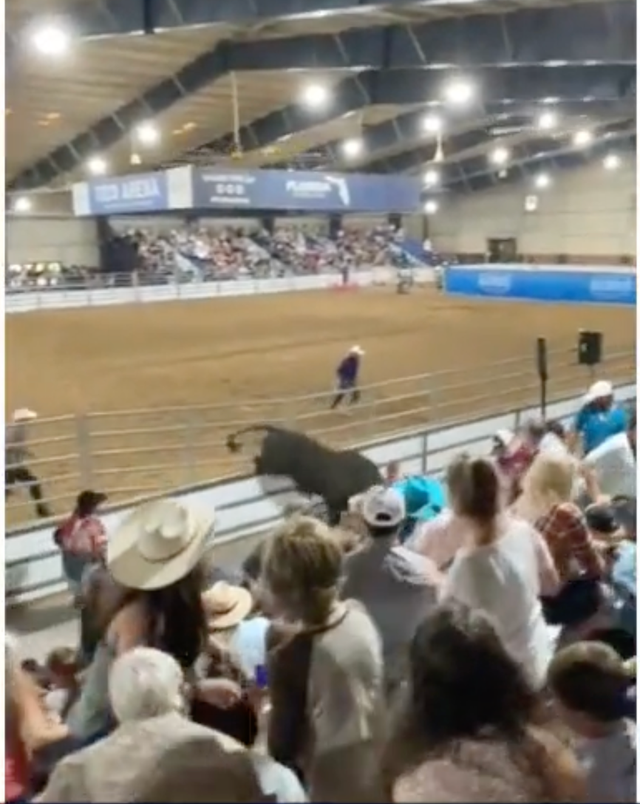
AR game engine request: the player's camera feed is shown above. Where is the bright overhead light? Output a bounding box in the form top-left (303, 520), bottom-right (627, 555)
top-left (301, 83), bottom-right (330, 109)
top-left (13, 197), bottom-right (32, 213)
top-left (490, 146), bottom-right (510, 165)
top-left (534, 173), bottom-right (551, 189)
top-left (537, 110), bottom-right (558, 130)
top-left (424, 169), bottom-right (440, 187)
top-left (422, 114), bottom-right (442, 133)
top-left (130, 153), bottom-right (142, 166)
top-left (424, 200), bottom-right (439, 215)
top-left (573, 129), bottom-right (593, 147)
top-left (443, 78), bottom-right (474, 106)
top-left (342, 137), bottom-right (363, 158)
top-left (603, 153), bottom-right (621, 170)
top-left (135, 122), bottom-right (160, 146)
top-left (30, 24), bottom-right (71, 56)
top-left (87, 156), bottom-right (108, 176)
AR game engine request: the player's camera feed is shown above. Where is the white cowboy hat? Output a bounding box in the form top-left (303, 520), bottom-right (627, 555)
top-left (202, 581), bottom-right (253, 631)
top-left (583, 380), bottom-right (613, 405)
top-left (12, 408), bottom-right (38, 421)
top-left (349, 345), bottom-right (365, 355)
top-left (107, 499), bottom-right (213, 591)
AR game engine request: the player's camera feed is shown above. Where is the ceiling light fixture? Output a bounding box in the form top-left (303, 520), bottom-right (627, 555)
top-left (135, 122), bottom-right (160, 146)
top-left (30, 24), bottom-right (71, 56)
top-left (13, 197), bottom-right (32, 213)
top-left (342, 137), bottom-right (363, 158)
top-left (424, 169), bottom-right (440, 187)
top-left (443, 78), bottom-right (474, 106)
top-left (573, 129), bottom-right (593, 147)
top-left (537, 110), bottom-right (558, 130)
top-left (301, 83), bottom-right (330, 109)
top-left (603, 153), bottom-right (621, 170)
top-left (422, 114), bottom-right (442, 133)
top-left (534, 173), bottom-right (551, 189)
top-left (86, 156), bottom-right (108, 176)
top-left (490, 146), bottom-right (510, 165)
top-left (424, 200), bottom-right (439, 215)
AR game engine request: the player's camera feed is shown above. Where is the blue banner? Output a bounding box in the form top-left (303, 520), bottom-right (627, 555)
top-left (87, 172), bottom-right (169, 215)
top-left (191, 168), bottom-right (420, 213)
top-left (444, 266), bottom-right (636, 306)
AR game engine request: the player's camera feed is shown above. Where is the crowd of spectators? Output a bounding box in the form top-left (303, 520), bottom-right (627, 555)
top-left (6, 223), bottom-right (409, 291)
top-left (6, 380), bottom-right (636, 803)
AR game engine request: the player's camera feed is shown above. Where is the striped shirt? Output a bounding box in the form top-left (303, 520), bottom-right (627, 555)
top-left (535, 502), bottom-right (603, 583)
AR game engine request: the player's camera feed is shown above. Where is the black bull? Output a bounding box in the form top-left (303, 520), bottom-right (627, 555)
top-left (226, 425), bottom-right (382, 523)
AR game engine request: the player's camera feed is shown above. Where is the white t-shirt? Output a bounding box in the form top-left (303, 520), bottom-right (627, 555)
top-left (583, 432), bottom-right (636, 499)
top-left (439, 516), bottom-right (554, 689)
top-left (539, 432), bottom-right (571, 458)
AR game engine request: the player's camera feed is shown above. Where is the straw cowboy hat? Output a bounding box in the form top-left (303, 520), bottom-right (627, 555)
top-left (202, 581), bottom-right (253, 631)
top-left (349, 345), bottom-right (365, 356)
top-left (107, 499), bottom-right (213, 591)
top-left (12, 408), bottom-right (38, 421)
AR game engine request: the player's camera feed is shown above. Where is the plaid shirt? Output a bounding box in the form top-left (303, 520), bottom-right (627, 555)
top-left (535, 502), bottom-right (603, 583)
top-left (57, 514), bottom-right (107, 558)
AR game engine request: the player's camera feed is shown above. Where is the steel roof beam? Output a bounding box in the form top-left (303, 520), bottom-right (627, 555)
top-left (415, 120), bottom-right (634, 188)
top-left (202, 65), bottom-right (635, 158)
top-left (9, 2), bottom-right (635, 189)
top-left (15, 0), bottom-right (634, 42)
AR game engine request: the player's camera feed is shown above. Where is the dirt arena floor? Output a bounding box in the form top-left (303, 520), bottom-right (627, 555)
top-left (6, 286), bottom-right (635, 527)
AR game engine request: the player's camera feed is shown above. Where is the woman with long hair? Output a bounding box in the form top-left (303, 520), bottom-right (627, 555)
top-left (438, 455), bottom-right (559, 688)
top-left (66, 499), bottom-right (210, 741)
top-left (261, 515), bottom-right (386, 801)
top-left (513, 453), bottom-right (606, 630)
top-left (384, 603), bottom-right (585, 802)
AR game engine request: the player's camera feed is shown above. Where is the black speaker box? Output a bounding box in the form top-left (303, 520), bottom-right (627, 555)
top-left (578, 330), bottom-right (603, 366)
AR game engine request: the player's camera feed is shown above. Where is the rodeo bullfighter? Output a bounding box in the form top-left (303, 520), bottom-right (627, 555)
top-left (226, 424), bottom-right (382, 524)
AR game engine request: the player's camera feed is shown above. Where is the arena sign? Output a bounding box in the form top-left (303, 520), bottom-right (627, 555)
top-left (73, 166), bottom-right (420, 215)
top-left (190, 168), bottom-right (420, 213)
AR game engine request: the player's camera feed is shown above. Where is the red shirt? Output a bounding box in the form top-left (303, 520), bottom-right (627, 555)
top-left (5, 732), bottom-right (29, 802)
top-left (57, 514), bottom-right (106, 557)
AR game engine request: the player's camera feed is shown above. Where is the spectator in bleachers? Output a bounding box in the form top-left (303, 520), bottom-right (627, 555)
top-left (548, 641), bottom-right (636, 802)
top-left (582, 407), bottom-right (636, 502)
top-left (571, 380), bottom-right (628, 455)
top-left (342, 486), bottom-right (441, 696)
top-left (6, 634), bottom-right (69, 804)
top-left (261, 515), bottom-right (386, 801)
top-left (383, 603), bottom-right (585, 802)
top-left (438, 456), bottom-right (559, 688)
top-left (40, 647), bottom-right (263, 803)
top-left (66, 499), bottom-right (210, 742)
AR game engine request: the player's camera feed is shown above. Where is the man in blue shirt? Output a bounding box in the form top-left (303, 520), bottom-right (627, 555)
top-left (330, 345), bottom-right (364, 410)
top-left (572, 380), bottom-right (627, 455)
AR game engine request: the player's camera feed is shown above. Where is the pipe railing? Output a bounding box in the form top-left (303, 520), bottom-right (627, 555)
top-left (5, 345), bottom-right (635, 530)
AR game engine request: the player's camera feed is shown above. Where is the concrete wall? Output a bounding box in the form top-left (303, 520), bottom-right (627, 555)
top-left (429, 161), bottom-right (636, 261)
top-left (6, 216), bottom-right (100, 265)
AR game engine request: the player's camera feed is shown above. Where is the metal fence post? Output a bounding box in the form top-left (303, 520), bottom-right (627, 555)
top-left (421, 431), bottom-right (429, 474)
top-left (75, 414), bottom-right (94, 489)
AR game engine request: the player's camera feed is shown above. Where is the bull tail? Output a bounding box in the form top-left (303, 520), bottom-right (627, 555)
top-left (226, 424), bottom-right (275, 454)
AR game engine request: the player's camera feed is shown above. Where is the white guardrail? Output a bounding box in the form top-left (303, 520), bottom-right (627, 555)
top-left (5, 267), bottom-right (434, 314)
top-left (7, 381), bottom-right (635, 605)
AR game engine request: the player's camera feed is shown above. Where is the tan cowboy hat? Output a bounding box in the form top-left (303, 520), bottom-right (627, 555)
top-left (349, 344), bottom-right (365, 356)
top-left (12, 408), bottom-right (38, 421)
top-left (107, 498), bottom-right (213, 591)
top-left (202, 581), bottom-right (253, 631)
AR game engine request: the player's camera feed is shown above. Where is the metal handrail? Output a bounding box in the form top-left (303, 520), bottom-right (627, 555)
top-left (5, 346), bottom-right (635, 530)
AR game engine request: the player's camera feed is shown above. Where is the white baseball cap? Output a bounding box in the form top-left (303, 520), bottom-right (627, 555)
top-left (349, 345), bottom-right (365, 356)
top-left (361, 485), bottom-right (406, 529)
top-left (494, 429), bottom-right (514, 447)
top-left (584, 380), bottom-right (613, 405)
